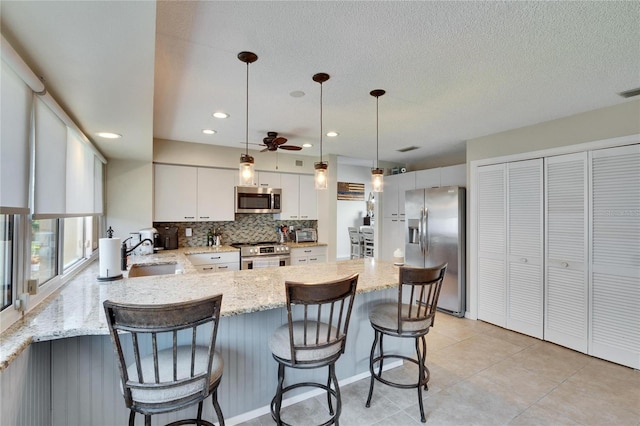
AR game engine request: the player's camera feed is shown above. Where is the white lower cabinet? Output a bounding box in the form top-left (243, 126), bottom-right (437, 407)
top-left (187, 251), bottom-right (239, 273)
top-left (381, 217), bottom-right (405, 262)
top-left (290, 246), bottom-right (327, 265)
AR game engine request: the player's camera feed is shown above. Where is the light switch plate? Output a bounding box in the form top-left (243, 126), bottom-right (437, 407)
top-left (27, 279), bottom-right (38, 295)
top-left (185, 228), bottom-right (192, 237)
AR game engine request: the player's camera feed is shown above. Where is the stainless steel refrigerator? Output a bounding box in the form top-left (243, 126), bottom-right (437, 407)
top-left (405, 186), bottom-right (466, 317)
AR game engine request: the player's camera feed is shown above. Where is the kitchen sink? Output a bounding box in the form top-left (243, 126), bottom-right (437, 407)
top-left (128, 263), bottom-right (177, 278)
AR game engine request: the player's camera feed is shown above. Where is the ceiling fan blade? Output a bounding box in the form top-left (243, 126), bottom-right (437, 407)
top-left (260, 147), bottom-right (270, 152)
top-left (273, 137), bottom-right (287, 146)
top-left (278, 145), bottom-right (302, 151)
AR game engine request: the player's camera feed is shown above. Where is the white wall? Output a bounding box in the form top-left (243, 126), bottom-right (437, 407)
top-left (467, 100), bottom-right (640, 161)
top-left (336, 164), bottom-right (373, 260)
top-left (105, 159), bottom-right (153, 239)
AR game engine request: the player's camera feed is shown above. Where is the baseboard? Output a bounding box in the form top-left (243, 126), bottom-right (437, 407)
top-left (225, 360), bottom-right (404, 425)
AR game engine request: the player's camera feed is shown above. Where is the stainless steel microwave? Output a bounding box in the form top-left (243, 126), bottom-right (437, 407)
top-left (235, 186), bottom-right (282, 213)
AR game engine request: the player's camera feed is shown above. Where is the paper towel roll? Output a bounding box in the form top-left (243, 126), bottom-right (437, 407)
top-left (99, 238), bottom-right (122, 280)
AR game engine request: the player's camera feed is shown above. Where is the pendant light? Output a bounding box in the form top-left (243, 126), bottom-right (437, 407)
top-left (371, 89), bottom-right (385, 192)
top-left (238, 51), bottom-right (258, 186)
top-left (313, 73), bottom-right (330, 190)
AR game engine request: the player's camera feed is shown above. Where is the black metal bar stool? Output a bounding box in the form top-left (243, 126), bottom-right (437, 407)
top-left (365, 264), bottom-right (447, 423)
top-left (269, 274), bottom-right (359, 426)
top-left (104, 295), bottom-right (225, 426)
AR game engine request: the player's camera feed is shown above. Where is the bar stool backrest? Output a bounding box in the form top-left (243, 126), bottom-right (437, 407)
top-left (285, 274), bottom-right (359, 365)
top-left (103, 295), bottom-right (223, 414)
top-left (397, 264), bottom-right (447, 334)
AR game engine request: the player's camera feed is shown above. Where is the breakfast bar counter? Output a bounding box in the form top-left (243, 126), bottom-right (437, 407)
top-left (1, 254), bottom-right (404, 424)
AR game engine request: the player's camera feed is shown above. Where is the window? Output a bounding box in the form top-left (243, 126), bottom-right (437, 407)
top-left (30, 219), bottom-right (58, 286)
top-left (1, 214), bottom-right (14, 311)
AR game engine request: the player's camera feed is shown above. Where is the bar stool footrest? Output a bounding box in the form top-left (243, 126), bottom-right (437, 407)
top-left (271, 382), bottom-right (339, 426)
top-left (370, 354), bottom-right (430, 389)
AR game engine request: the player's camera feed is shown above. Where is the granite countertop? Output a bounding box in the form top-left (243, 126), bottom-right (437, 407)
top-left (0, 244), bottom-right (396, 371)
top-left (285, 242), bottom-right (328, 249)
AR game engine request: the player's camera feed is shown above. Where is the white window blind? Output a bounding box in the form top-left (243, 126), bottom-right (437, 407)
top-left (0, 60), bottom-right (31, 211)
top-left (34, 98), bottom-right (67, 217)
top-left (66, 129), bottom-right (94, 215)
top-left (94, 157), bottom-right (103, 215)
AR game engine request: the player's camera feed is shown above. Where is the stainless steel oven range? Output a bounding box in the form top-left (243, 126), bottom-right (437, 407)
top-left (232, 242), bottom-right (290, 270)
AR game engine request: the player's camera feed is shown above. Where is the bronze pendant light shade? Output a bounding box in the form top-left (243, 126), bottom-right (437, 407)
top-left (238, 51), bottom-right (258, 186)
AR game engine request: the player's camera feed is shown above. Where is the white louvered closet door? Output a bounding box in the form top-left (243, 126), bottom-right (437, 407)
top-left (545, 152), bottom-right (588, 353)
top-left (590, 144), bottom-right (640, 369)
top-left (477, 164), bottom-right (507, 327)
top-left (507, 159), bottom-right (544, 338)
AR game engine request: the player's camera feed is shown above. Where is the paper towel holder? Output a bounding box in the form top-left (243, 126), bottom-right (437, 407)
top-left (98, 227), bottom-right (124, 282)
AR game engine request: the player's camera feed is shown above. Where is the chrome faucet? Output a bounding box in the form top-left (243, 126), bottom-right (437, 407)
top-left (121, 237), bottom-right (154, 270)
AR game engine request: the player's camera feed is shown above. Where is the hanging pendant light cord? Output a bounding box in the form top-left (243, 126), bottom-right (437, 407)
top-left (320, 81), bottom-right (323, 163)
top-left (376, 95), bottom-right (379, 169)
top-left (245, 61), bottom-right (249, 157)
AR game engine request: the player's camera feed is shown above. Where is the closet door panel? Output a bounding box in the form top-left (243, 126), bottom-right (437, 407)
top-left (507, 159), bottom-right (543, 338)
top-left (477, 164), bottom-right (506, 326)
top-left (590, 144), bottom-right (640, 368)
top-left (544, 152), bottom-right (588, 353)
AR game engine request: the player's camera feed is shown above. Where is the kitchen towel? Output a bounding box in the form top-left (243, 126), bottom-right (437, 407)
top-left (99, 237), bottom-right (122, 280)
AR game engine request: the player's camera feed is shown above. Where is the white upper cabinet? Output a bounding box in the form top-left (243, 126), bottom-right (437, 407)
top-left (154, 165), bottom-right (235, 222)
top-left (415, 164), bottom-right (466, 189)
top-left (154, 164), bottom-right (198, 222)
top-left (298, 174), bottom-right (318, 220)
top-left (257, 171), bottom-right (281, 188)
top-left (197, 168), bottom-right (235, 221)
top-left (382, 173), bottom-right (415, 218)
top-left (277, 174), bottom-right (317, 220)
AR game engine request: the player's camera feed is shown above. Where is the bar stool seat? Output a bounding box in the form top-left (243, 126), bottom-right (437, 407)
top-left (270, 274), bottom-right (359, 426)
top-left (104, 295), bottom-right (225, 426)
top-left (365, 264), bottom-right (447, 423)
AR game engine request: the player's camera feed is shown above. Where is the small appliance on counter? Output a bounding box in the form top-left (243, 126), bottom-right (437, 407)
top-left (294, 228), bottom-right (317, 243)
top-left (98, 227), bottom-right (123, 281)
top-left (158, 226), bottom-right (179, 250)
top-left (138, 227), bottom-right (159, 255)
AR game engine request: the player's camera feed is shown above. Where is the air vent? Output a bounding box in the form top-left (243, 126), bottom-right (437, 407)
top-left (396, 146), bottom-right (419, 153)
top-left (619, 87), bottom-right (640, 98)
top-left (295, 160), bottom-right (303, 167)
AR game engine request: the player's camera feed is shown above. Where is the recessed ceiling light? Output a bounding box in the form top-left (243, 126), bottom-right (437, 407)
top-left (290, 90), bottom-right (305, 98)
top-left (326, 131), bottom-right (339, 137)
top-left (96, 132), bottom-right (122, 139)
top-left (213, 112), bottom-right (229, 119)
top-left (302, 143), bottom-right (313, 148)
top-left (202, 129), bottom-right (216, 135)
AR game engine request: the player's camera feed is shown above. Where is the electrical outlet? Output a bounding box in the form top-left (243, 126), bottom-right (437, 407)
top-left (14, 293), bottom-right (28, 312)
top-left (185, 228), bottom-right (192, 237)
top-left (28, 279), bottom-right (38, 295)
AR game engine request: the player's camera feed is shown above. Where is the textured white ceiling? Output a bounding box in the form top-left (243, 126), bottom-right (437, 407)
top-left (2, 1), bottom-right (639, 164)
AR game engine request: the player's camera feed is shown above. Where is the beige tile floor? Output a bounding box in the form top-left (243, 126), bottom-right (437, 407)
top-left (238, 314), bottom-right (640, 425)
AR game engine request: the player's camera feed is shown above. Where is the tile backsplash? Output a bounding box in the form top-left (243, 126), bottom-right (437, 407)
top-left (154, 214), bottom-right (317, 247)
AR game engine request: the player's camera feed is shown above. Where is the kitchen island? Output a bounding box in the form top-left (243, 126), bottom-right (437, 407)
top-left (1, 251), bottom-right (405, 425)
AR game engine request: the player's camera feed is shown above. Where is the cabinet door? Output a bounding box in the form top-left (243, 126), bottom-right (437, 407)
top-left (154, 164), bottom-right (197, 222)
top-left (507, 159), bottom-right (543, 338)
top-left (415, 168), bottom-right (440, 189)
top-left (382, 175), bottom-right (400, 218)
top-left (396, 172), bottom-right (415, 217)
top-left (590, 144), bottom-right (640, 369)
top-left (257, 171), bottom-right (281, 188)
top-left (381, 217), bottom-right (404, 262)
top-left (476, 164), bottom-right (507, 327)
top-left (440, 164), bottom-right (466, 187)
top-left (298, 175), bottom-right (318, 220)
top-left (279, 175), bottom-right (300, 220)
top-left (545, 152), bottom-right (588, 353)
top-left (197, 168), bottom-right (235, 221)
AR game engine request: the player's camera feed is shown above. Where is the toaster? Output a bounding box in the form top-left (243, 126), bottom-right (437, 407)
top-left (294, 228), bottom-right (317, 243)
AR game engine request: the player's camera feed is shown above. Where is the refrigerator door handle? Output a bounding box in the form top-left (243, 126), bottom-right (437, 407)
top-left (423, 207), bottom-right (429, 256)
top-left (418, 208), bottom-right (424, 254)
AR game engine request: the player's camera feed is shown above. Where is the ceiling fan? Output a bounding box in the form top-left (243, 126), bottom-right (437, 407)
top-left (261, 131), bottom-right (302, 152)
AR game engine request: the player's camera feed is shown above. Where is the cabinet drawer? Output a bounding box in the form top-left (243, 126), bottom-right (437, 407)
top-left (291, 246), bottom-right (326, 257)
top-left (194, 262), bottom-right (239, 273)
top-left (187, 252), bottom-right (239, 265)
top-left (308, 255), bottom-right (326, 264)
